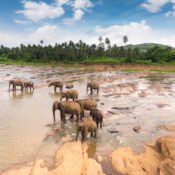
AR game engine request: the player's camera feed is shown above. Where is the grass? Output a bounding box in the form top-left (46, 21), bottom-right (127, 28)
top-left (1, 58), bottom-right (175, 73)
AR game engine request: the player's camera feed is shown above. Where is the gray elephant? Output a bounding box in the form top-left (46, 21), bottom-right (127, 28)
top-left (75, 99), bottom-right (97, 118)
top-left (60, 90), bottom-right (78, 101)
top-left (87, 81), bottom-right (99, 95)
top-left (9, 80), bottom-right (24, 91)
top-left (48, 81), bottom-right (63, 92)
top-left (52, 101), bottom-right (82, 123)
top-left (90, 108), bottom-right (103, 128)
top-left (76, 117), bottom-right (97, 141)
top-left (24, 81), bottom-right (34, 91)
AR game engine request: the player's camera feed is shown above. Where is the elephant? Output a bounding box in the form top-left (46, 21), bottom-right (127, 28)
top-left (52, 101), bottom-right (82, 123)
top-left (9, 79), bottom-right (24, 91)
top-left (87, 81), bottom-right (99, 95)
top-left (76, 117), bottom-right (97, 141)
top-left (48, 81), bottom-right (63, 92)
top-left (24, 81), bottom-right (34, 91)
top-left (60, 90), bottom-right (78, 101)
top-left (90, 108), bottom-right (103, 128)
top-left (75, 99), bottom-right (97, 118)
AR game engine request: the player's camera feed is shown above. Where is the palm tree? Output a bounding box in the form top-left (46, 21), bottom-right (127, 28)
top-left (105, 38), bottom-right (111, 49)
top-left (40, 40), bottom-right (44, 46)
top-left (98, 36), bottom-right (103, 43)
top-left (123, 35), bottom-right (128, 45)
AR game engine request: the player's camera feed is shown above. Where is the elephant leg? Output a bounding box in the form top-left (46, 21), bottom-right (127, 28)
top-left (97, 88), bottom-right (99, 95)
top-left (91, 131), bottom-right (93, 137)
top-left (61, 112), bottom-right (66, 123)
top-left (76, 130), bottom-right (79, 141)
top-left (53, 110), bottom-right (56, 123)
top-left (100, 121), bottom-right (102, 128)
top-left (54, 86), bottom-right (56, 92)
top-left (90, 87), bottom-right (93, 95)
top-left (97, 121), bottom-right (99, 128)
top-left (94, 129), bottom-right (97, 138)
top-left (70, 114), bottom-right (74, 120)
top-left (76, 114), bottom-right (79, 123)
top-left (60, 86), bottom-right (62, 92)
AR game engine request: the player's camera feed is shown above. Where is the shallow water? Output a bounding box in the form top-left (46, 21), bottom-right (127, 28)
top-left (0, 65), bottom-right (175, 171)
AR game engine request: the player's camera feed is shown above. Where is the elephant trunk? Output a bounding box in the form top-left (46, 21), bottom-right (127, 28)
top-left (52, 103), bottom-right (56, 123)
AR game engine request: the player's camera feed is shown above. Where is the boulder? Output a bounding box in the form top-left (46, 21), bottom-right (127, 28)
top-left (2, 142), bottom-right (105, 175)
top-left (110, 136), bottom-right (175, 175)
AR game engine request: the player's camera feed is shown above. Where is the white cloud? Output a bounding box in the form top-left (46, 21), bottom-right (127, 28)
top-left (74, 0), bottom-right (93, 9)
top-left (17, 1), bottom-right (64, 22)
top-left (55, 0), bottom-right (70, 5)
top-left (14, 19), bottom-right (31, 25)
top-left (1, 21), bottom-right (175, 47)
top-left (63, 0), bottom-right (94, 25)
top-left (141, 0), bottom-right (170, 13)
top-left (63, 9), bottom-right (84, 24)
top-left (74, 9), bottom-right (84, 20)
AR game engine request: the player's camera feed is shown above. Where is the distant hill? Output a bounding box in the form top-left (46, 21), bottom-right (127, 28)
top-left (124, 43), bottom-right (172, 52)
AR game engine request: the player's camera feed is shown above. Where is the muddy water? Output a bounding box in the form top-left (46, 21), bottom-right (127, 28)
top-left (0, 65), bottom-right (175, 171)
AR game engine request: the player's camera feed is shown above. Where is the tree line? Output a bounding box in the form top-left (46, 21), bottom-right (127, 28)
top-left (0, 36), bottom-right (175, 64)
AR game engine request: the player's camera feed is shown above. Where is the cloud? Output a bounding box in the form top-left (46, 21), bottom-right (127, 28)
top-left (141, 0), bottom-right (170, 13)
top-left (55, 0), bottom-right (70, 5)
top-left (14, 19), bottom-right (31, 25)
top-left (1, 21), bottom-right (175, 47)
top-left (95, 20), bottom-right (155, 45)
top-left (17, 0), bottom-right (64, 22)
top-left (63, 0), bottom-right (94, 25)
top-left (74, 0), bottom-right (93, 9)
top-left (165, 1), bottom-right (175, 16)
top-left (63, 9), bottom-right (84, 24)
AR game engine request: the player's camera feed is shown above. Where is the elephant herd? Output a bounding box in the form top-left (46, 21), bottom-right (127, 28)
top-left (8, 79), bottom-right (102, 141)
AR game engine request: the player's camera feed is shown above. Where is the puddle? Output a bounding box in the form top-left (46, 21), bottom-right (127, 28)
top-left (0, 64), bottom-right (175, 172)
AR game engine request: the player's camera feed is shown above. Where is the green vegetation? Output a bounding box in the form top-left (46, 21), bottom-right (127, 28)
top-left (0, 36), bottom-right (175, 65)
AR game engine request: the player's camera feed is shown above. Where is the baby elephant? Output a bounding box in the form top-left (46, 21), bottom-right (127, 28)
top-left (87, 81), bottom-right (100, 95)
top-left (24, 81), bottom-right (34, 91)
top-left (60, 90), bottom-right (78, 101)
top-left (48, 81), bottom-right (63, 92)
top-left (9, 79), bottom-right (24, 91)
top-left (76, 117), bottom-right (97, 141)
top-left (90, 108), bottom-right (103, 128)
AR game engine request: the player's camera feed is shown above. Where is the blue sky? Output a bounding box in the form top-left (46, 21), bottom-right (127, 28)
top-left (1, 0), bottom-right (175, 47)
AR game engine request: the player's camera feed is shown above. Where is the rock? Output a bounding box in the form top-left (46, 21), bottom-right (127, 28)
top-left (65, 83), bottom-right (74, 89)
top-left (138, 91), bottom-right (147, 97)
top-left (156, 104), bottom-right (170, 108)
top-left (107, 127), bottom-right (119, 134)
top-left (133, 126), bottom-right (141, 133)
top-left (107, 111), bottom-right (117, 115)
top-left (96, 155), bottom-right (103, 163)
top-left (158, 159), bottom-right (175, 175)
top-left (100, 103), bottom-right (104, 105)
top-left (2, 142), bottom-right (105, 175)
top-left (112, 107), bottom-right (130, 110)
top-left (158, 124), bottom-right (175, 132)
top-left (110, 136), bottom-right (175, 175)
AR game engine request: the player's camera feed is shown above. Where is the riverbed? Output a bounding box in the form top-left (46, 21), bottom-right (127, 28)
top-left (0, 64), bottom-right (175, 172)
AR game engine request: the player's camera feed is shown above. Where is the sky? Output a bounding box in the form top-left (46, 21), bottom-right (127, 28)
top-left (1, 0), bottom-right (175, 47)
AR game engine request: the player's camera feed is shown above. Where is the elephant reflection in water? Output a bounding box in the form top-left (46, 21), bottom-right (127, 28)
top-left (9, 90), bottom-right (34, 99)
